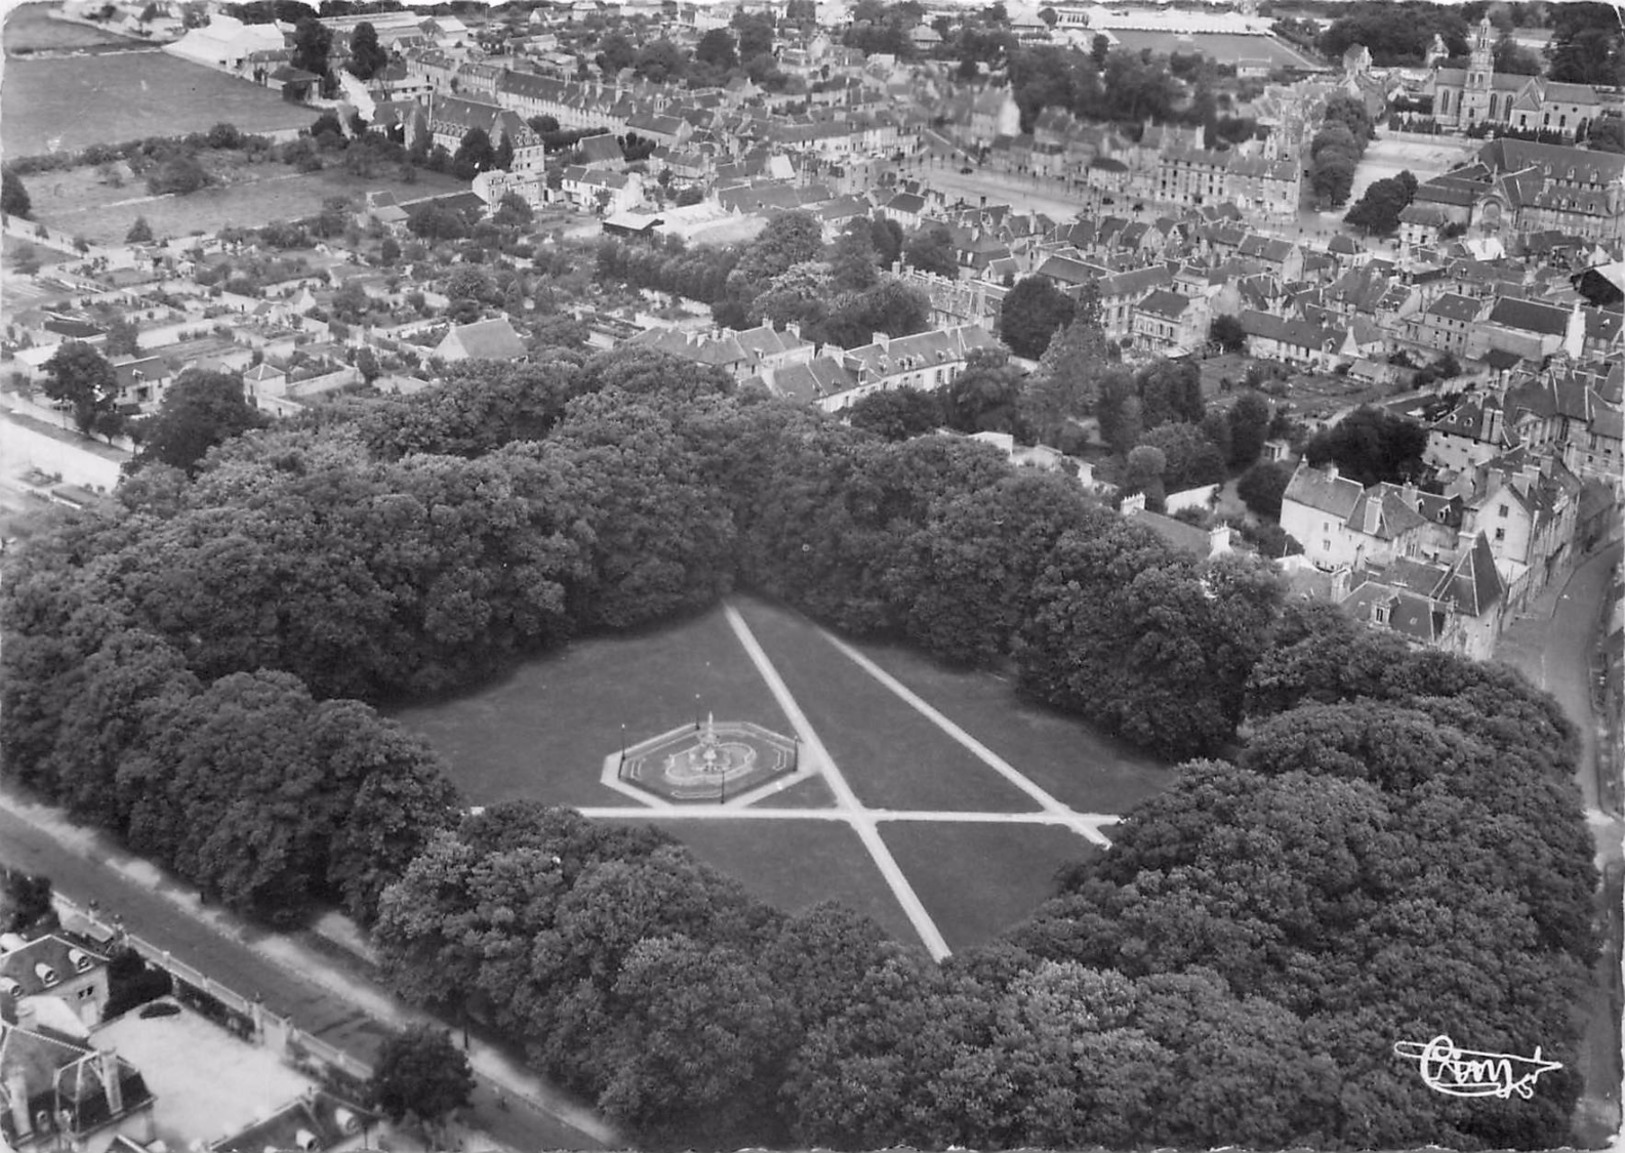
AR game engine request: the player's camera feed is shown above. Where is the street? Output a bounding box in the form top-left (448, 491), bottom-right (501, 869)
top-left (0, 793), bottom-right (613, 1151)
top-left (1492, 539), bottom-right (1624, 1146)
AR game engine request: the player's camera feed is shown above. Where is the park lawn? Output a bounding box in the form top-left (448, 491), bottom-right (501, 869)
top-left (732, 598), bottom-right (1043, 813)
top-left (2, 51), bottom-right (308, 158)
top-left (836, 637), bottom-right (1176, 815)
top-left (29, 156), bottom-right (468, 246)
top-left (757, 774), bottom-right (838, 809)
top-left (880, 821), bottom-right (1098, 952)
top-left (393, 605), bottom-right (792, 809)
top-left (597, 816), bottom-right (920, 947)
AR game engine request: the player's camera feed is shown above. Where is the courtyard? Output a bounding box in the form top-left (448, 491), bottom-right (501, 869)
top-left (395, 596), bottom-right (1173, 958)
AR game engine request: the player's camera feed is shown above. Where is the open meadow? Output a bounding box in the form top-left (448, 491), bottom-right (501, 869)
top-left (395, 596), bottom-right (1171, 953)
top-left (2, 50), bottom-right (308, 158)
top-left (4, 2), bottom-right (132, 53)
top-left (1101, 30), bottom-right (1322, 71)
top-left (25, 154), bottom-right (468, 244)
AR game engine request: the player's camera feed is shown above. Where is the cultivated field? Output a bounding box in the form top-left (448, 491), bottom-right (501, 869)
top-left (2, 51), bottom-right (308, 158)
top-left (396, 595), bottom-right (1171, 953)
top-left (26, 156), bottom-right (468, 245)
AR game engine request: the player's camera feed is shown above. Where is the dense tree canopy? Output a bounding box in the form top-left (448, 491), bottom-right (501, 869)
top-left (996, 276), bottom-right (1075, 359)
top-left (0, 341), bottom-right (1597, 1153)
top-left (129, 370), bottom-right (270, 476)
top-left (1303, 405), bottom-right (1429, 486)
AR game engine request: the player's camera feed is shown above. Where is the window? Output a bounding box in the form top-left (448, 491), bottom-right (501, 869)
top-left (1497, 504), bottom-right (1508, 518)
top-left (1494, 527), bottom-right (1506, 542)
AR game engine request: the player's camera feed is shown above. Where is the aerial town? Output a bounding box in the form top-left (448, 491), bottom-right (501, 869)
top-left (1, 0), bottom-right (1622, 1150)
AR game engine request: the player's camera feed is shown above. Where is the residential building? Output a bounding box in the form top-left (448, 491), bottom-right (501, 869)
top-left (819, 324), bottom-right (1001, 412)
top-left (434, 318), bottom-right (528, 362)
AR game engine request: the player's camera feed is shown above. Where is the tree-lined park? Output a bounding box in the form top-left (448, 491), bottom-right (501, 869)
top-left (1, 338), bottom-right (1599, 1150)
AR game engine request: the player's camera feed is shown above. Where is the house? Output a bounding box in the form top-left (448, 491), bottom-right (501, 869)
top-left (1427, 394), bottom-right (1517, 474)
top-left (1469, 297), bottom-right (1572, 361)
top-left (1132, 289), bottom-right (1204, 354)
top-left (1, 995), bottom-right (156, 1152)
top-left (1097, 265), bottom-right (1173, 342)
top-left (1342, 533), bottom-right (1505, 659)
top-left (110, 357), bottom-right (174, 413)
top-left (1121, 494), bottom-right (1235, 559)
top-left (577, 132), bottom-right (625, 170)
top-left (434, 318), bottom-right (527, 362)
top-left (819, 324), bottom-right (1001, 412)
top-left (1238, 310), bottom-right (1346, 371)
top-left (1279, 463), bottom-right (1431, 571)
top-left (0, 935), bottom-right (110, 1027)
top-left (1407, 292), bottom-right (1484, 356)
top-left (559, 166), bottom-right (642, 215)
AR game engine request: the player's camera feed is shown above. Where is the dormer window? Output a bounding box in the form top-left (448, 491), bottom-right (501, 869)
top-left (35, 962), bottom-right (58, 987)
top-left (1373, 600), bottom-right (1391, 626)
top-left (69, 948), bottom-right (92, 973)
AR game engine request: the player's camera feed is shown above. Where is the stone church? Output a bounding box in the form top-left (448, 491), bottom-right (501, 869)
top-left (1429, 16), bottom-right (1603, 139)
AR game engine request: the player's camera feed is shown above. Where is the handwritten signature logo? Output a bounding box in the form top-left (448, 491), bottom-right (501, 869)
top-left (1394, 1035), bottom-right (1563, 1100)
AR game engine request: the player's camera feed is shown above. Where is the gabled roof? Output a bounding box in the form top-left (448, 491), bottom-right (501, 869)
top-left (441, 318), bottom-right (527, 361)
top-left (1343, 580), bottom-right (1443, 643)
top-left (1283, 462), bottom-right (1363, 518)
top-left (1136, 288), bottom-right (1192, 320)
top-left (1486, 296), bottom-right (1570, 337)
top-left (1426, 293), bottom-right (1482, 323)
top-left (1442, 532), bottom-right (1503, 617)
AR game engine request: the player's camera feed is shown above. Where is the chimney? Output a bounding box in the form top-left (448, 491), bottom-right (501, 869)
top-left (1363, 496), bottom-right (1381, 536)
top-left (786, 320), bottom-right (801, 340)
top-left (1324, 463), bottom-right (1339, 482)
top-left (6, 1072), bottom-right (31, 1141)
top-left (1121, 492), bottom-right (1146, 516)
top-left (1331, 566), bottom-right (1350, 601)
top-left (100, 1049), bottom-right (123, 1117)
top-left (871, 332), bottom-right (889, 350)
top-left (1208, 523), bottom-right (1232, 556)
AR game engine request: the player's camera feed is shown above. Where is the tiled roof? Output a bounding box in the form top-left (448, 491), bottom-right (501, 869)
top-left (442, 318), bottom-right (527, 360)
top-left (1282, 462), bottom-right (1363, 518)
top-left (1426, 293), bottom-right (1482, 323)
top-left (1136, 288), bottom-right (1191, 320)
top-left (1487, 297), bottom-right (1570, 337)
top-left (0, 935), bottom-right (107, 996)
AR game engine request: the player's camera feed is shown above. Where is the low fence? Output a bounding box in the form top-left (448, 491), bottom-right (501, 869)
top-left (54, 894), bottom-right (374, 1096)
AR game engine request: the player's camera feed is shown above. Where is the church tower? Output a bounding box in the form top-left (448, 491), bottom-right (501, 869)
top-left (1463, 16), bottom-right (1496, 126)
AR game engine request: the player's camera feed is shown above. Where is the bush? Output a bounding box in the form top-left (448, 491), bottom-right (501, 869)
top-left (104, 948), bottom-right (174, 1019)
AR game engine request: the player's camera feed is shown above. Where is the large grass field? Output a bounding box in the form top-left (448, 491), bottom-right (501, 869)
top-left (839, 636), bottom-right (1176, 815)
top-left (2, 51), bottom-right (309, 158)
top-left (599, 816), bottom-right (918, 944)
top-left (4, 3), bottom-right (131, 53)
top-left (880, 821), bottom-right (1099, 952)
top-left (732, 599), bottom-right (1044, 814)
top-left (397, 595), bottom-right (1172, 952)
top-left (394, 606), bottom-right (794, 809)
top-left (1103, 29), bottom-right (1323, 71)
top-left (25, 156), bottom-right (468, 245)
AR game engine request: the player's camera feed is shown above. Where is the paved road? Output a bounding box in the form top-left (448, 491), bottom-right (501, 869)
top-left (0, 795), bottom-right (613, 1151)
top-left (1495, 540), bottom-right (1622, 818)
top-left (1492, 540), bottom-right (1624, 1147)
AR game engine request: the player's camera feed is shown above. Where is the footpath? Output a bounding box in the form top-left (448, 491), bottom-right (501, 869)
top-left (0, 789), bottom-right (618, 1151)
